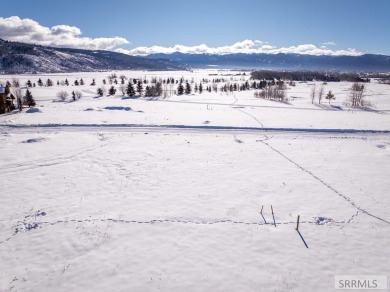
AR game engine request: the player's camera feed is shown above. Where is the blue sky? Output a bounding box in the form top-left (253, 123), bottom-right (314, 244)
top-left (1, 0), bottom-right (389, 55)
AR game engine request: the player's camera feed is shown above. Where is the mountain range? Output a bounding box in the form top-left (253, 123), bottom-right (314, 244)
top-left (0, 38), bottom-right (186, 73)
top-left (1, 38), bottom-right (390, 73)
top-left (146, 52), bottom-right (390, 72)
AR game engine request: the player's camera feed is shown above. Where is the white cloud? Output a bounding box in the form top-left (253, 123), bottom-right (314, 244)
top-left (116, 39), bottom-right (362, 56)
top-left (0, 16), bottom-right (129, 50)
top-left (322, 41), bottom-right (337, 46)
top-left (0, 16), bottom-right (360, 57)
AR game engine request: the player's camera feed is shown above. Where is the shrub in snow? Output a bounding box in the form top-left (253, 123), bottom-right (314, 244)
top-left (57, 90), bottom-right (69, 101)
top-left (75, 91), bottom-right (83, 99)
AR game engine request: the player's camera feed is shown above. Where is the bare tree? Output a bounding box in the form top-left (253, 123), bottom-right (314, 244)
top-left (12, 78), bottom-right (20, 88)
top-left (347, 82), bottom-right (367, 107)
top-left (119, 84), bottom-right (126, 96)
top-left (318, 86), bottom-right (324, 104)
top-left (310, 84), bottom-right (316, 104)
top-left (13, 88), bottom-right (23, 111)
top-left (13, 88), bottom-right (23, 100)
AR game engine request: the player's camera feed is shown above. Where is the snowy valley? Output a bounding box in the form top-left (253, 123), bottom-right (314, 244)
top-left (0, 70), bottom-right (390, 291)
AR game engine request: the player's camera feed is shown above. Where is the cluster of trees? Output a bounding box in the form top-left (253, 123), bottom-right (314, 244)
top-left (378, 78), bottom-right (390, 85)
top-left (310, 85), bottom-right (335, 105)
top-left (254, 83), bottom-right (287, 102)
top-left (56, 90), bottom-right (83, 101)
top-left (346, 83), bottom-right (368, 107)
top-left (251, 70), bottom-right (371, 83)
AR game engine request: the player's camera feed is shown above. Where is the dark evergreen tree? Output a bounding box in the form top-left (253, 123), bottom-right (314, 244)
top-left (5, 84), bottom-right (10, 95)
top-left (80, 79), bottom-right (84, 85)
top-left (97, 88), bottom-right (104, 97)
top-left (74, 80), bottom-right (79, 86)
top-left (57, 80), bottom-right (60, 86)
top-left (144, 86), bottom-right (152, 97)
top-left (102, 79), bottom-right (106, 85)
top-left (72, 91), bottom-right (76, 101)
top-left (46, 79), bottom-right (53, 87)
top-left (24, 89), bottom-right (36, 107)
top-left (37, 78), bottom-right (43, 86)
top-left (155, 82), bottom-right (163, 96)
top-left (177, 82), bottom-right (184, 95)
top-left (108, 86), bottom-right (116, 96)
top-left (199, 83), bottom-right (203, 94)
top-left (136, 81), bottom-right (143, 95)
top-left (26, 80), bottom-right (32, 87)
top-left (91, 79), bottom-right (96, 86)
top-left (126, 82), bottom-right (136, 97)
top-left (65, 79), bottom-right (69, 86)
top-left (185, 82), bottom-right (192, 95)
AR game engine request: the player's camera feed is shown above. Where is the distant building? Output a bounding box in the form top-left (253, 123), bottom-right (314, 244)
top-left (0, 86), bottom-right (15, 114)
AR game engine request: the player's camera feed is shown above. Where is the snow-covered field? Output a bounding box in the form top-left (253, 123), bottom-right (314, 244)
top-left (1, 70), bottom-right (390, 291)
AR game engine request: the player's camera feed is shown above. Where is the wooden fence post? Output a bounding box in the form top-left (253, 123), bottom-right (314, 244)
top-left (296, 215), bottom-right (300, 231)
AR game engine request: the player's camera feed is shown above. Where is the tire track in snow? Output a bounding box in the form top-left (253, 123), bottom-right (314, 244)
top-left (231, 95), bottom-right (265, 129)
top-left (261, 141), bottom-right (390, 225)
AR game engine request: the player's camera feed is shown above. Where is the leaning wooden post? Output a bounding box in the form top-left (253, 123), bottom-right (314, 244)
top-left (296, 215), bottom-right (300, 231)
top-left (271, 205), bottom-right (276, 227)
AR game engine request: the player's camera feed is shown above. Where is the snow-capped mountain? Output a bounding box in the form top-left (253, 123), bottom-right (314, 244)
top-left (0, 38), bottom-right (187, 73)
top-left (146, 52), bottom-right (390, 72)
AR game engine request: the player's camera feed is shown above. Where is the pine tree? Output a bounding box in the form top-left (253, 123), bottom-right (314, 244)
top-left (65, 79), bottom-right (69, 86)
top-left (91, 79), bottom-right (96, 86)
top-left (155, 82), bottom-right (163, 96)
top-left (177, 82), bottom-right (184, 95)
top-left (194, 83), bottom-right (198, 93)
top-left (108, 86), bottom-right (116, 96)
top-left (325, 90), bottom-right (335, 104)
top-left (46, 79), bottom-right (53, 87)
top-left (126, 82), bottom-right (136, 97)
top-left (199, 83), bottom-right (203, 94)
top-left (80, 78), bottom-right (84, 86)
top-left (24, 89), bottom-right (36, 107)
top-left (185, 82), bottom-right (192, 95)
top-left (137, 81), bottom-right (143, 96)
top-left (72, 91), bottom-right (76, 101)
top-left (37, 78), bottom-right (43, 86)
top-left (144, 86), bottom-right (152, 97)
top-left (26, 80), bottom-right (32, 87)
top-left (97, 88), bottom-right (104, 97)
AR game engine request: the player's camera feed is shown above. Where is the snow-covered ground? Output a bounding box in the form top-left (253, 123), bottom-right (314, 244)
top-left (1, 70), bottom-right (390, 291)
